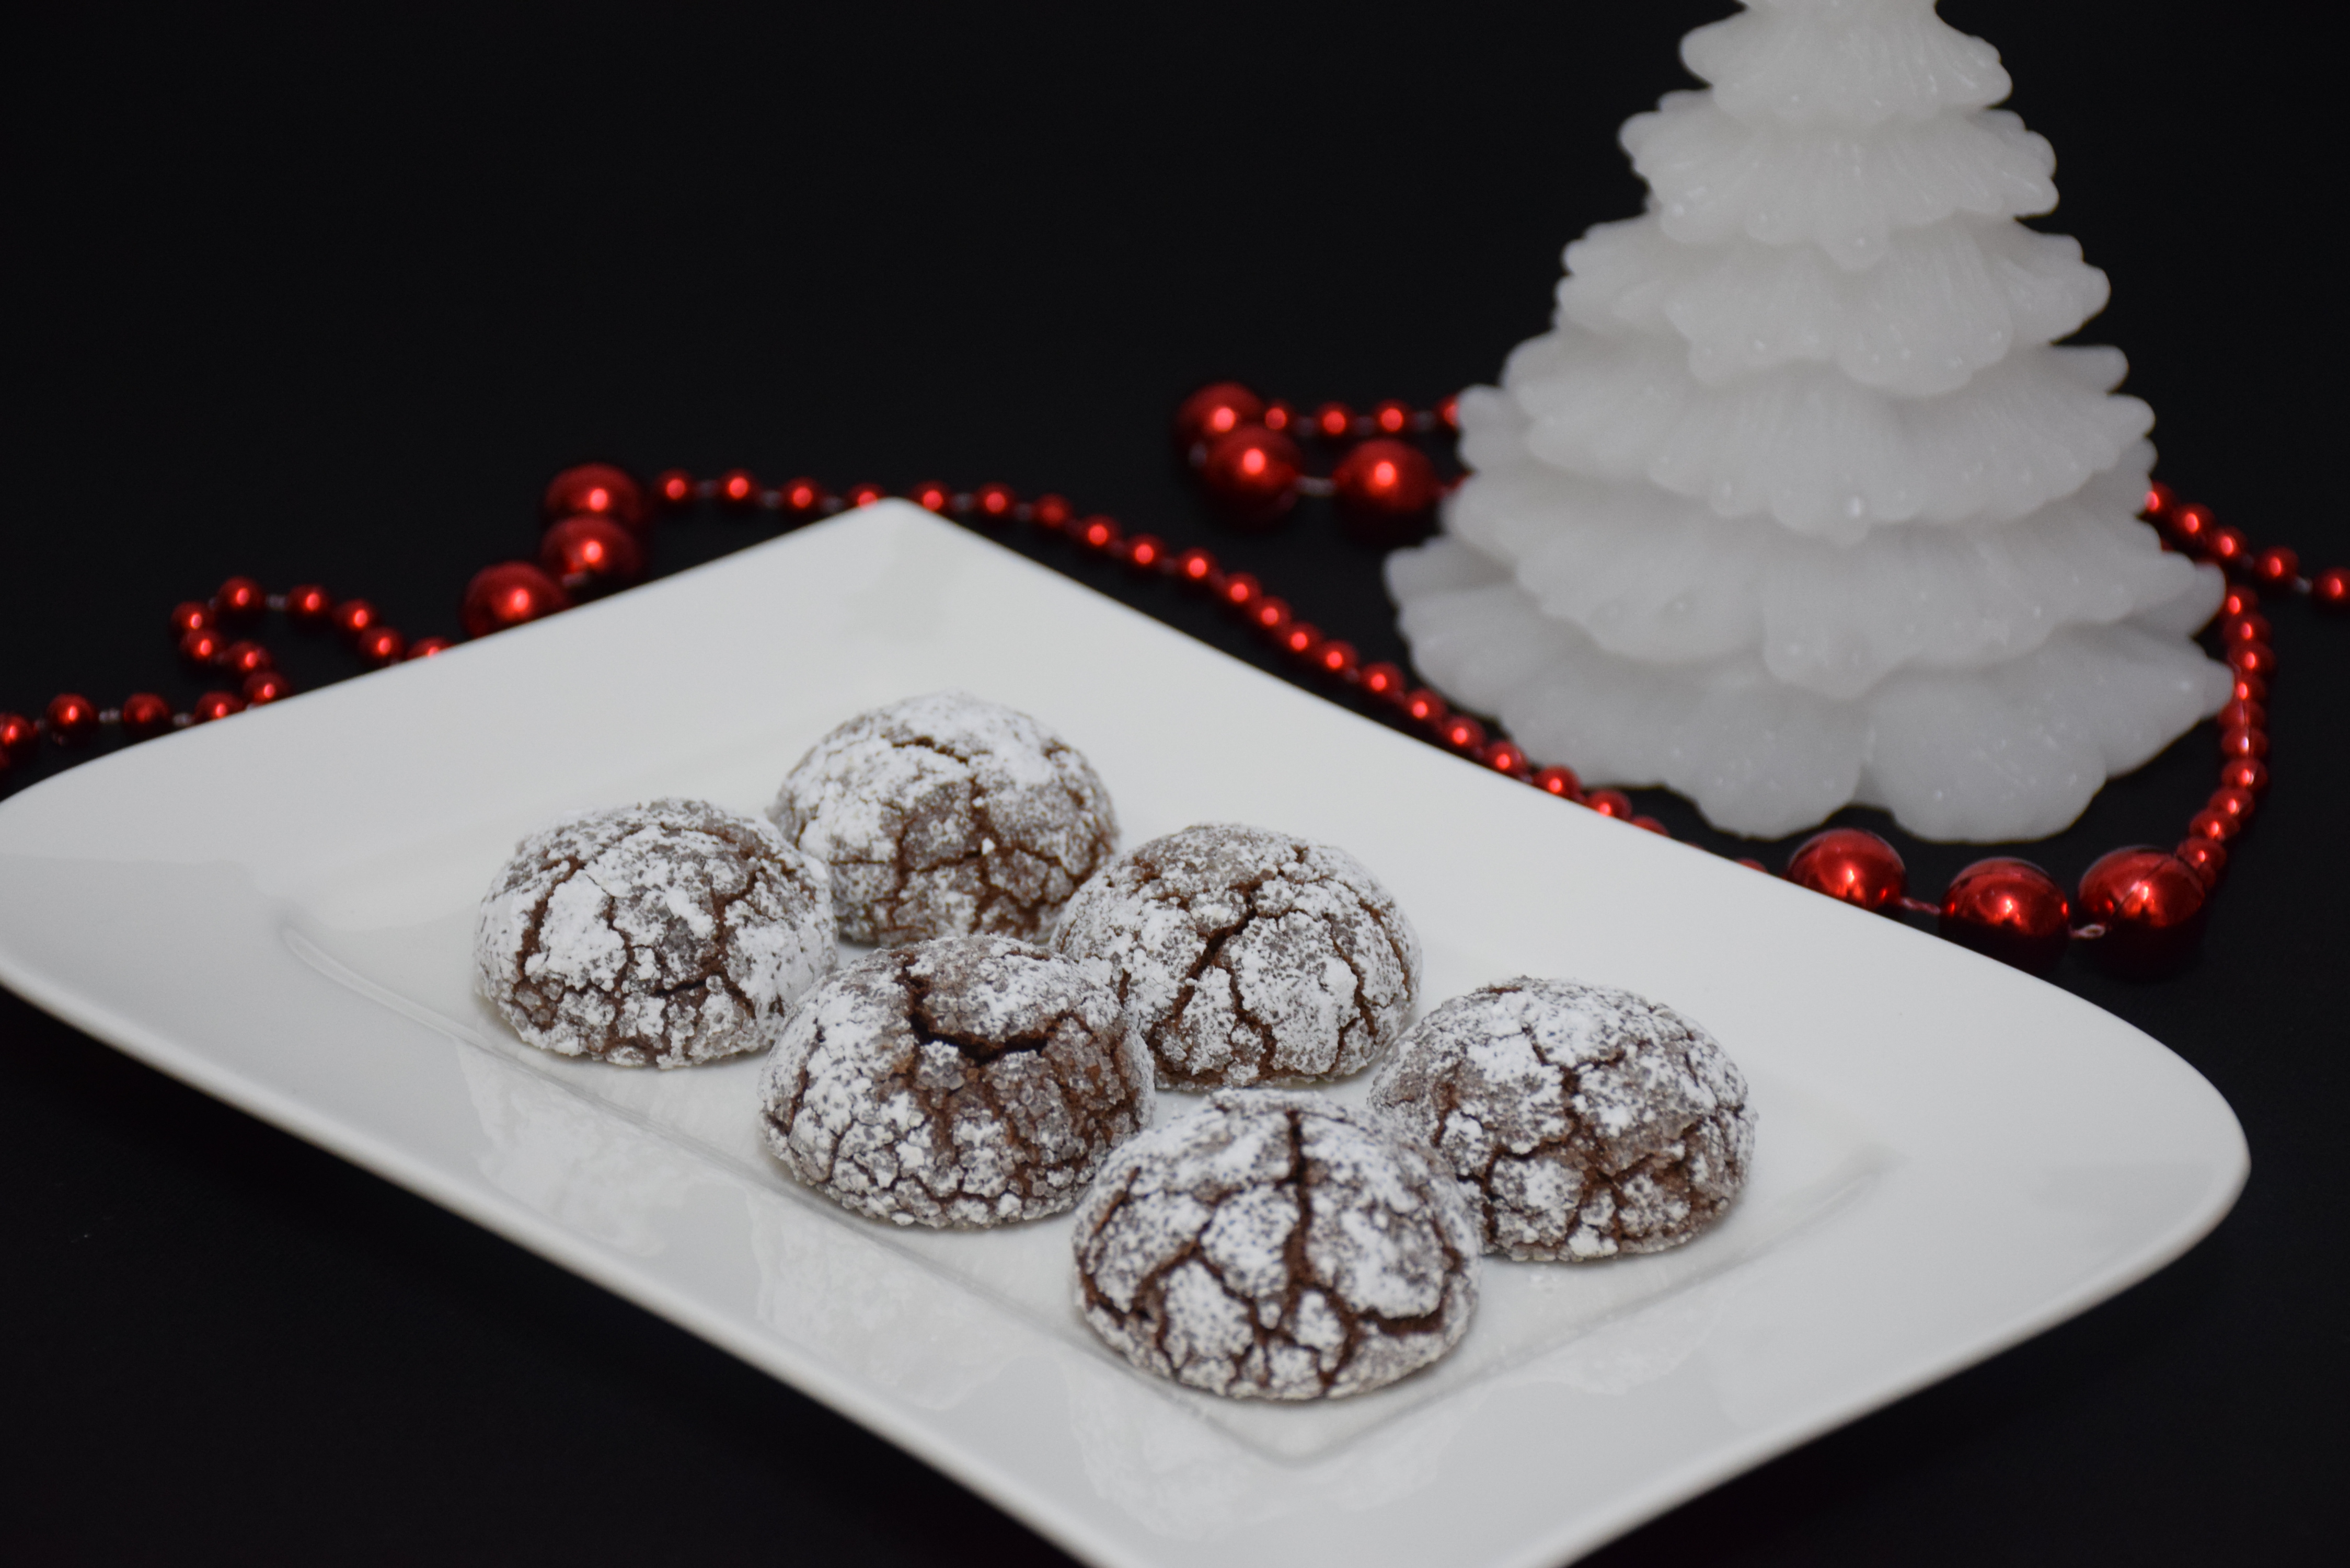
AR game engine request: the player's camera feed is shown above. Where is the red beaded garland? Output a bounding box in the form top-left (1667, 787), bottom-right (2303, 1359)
top-left (1200, 424), bottom-right (1304, 525)
top-left (1218, 571), bottom-right (1261, 609)
top-left (169, 601), bottom-right (212, 637)
top-left (408, 636), bottom-right (455, 660)
top-left (1032, 493), bottom-right (1074, 532)
top-left (1785, 828), bottom-right (1906, 913)
top-left (331, 599), bottom-right (380, 639)
top-left (780, 477), bottom-right (826, 516)
top-left (848, 482), bottom-right (886, 508)
top-left (1310, 402), bottom-right (1354, 441)
top-left (1532, 765), bottom-right (1581, 798)
top-left (1360, 661), bottom-right (1406, 700)
top-left (119, 693), bottom-right (172, 740)
top-left (213, 576), bottom-right (266, 624)
top-left (1262, 400), bottom-right (1296, 434)
top-left (191, 691), bottom-right (244, 723)
top-left (2174, 836), bottom-right (2228, 889)
top-left (1438, 713), bottom-right (1487, 752)
top-left (1176, 546), bottom-right (1216, 584)
top-left (654, 468), bottom-right (695, 508)
top-left (1478, 739), bottom-right (1530, 777)
top-left (460, 562), bottom-right (570, 639)
top-left (2218, 725), bottom-right (2268, 760)
top-left (2314, 567), bottom-right (2349, 612)
top-left (2252, 546), bottom-right (2299, 589)
top-left (1250, 595), bottom-right (1292, 635)
top-left (284, 584), bottom-right (333, 628)
top-left (178, 626), bottom-right (228, 667)
top-left (2077, 847), bottom-right (2207, 976)
top-left (356, 626), bottom-right (408, 666)
top-left (1314, 639), bottom-right (1360, 679)
top-left (1331, 439), bottom-right (1439, 535)
top-left (1939, 857), bottom-right (2071, 973)
top-left (242, 670), bottom-right (293, 705)
top-left (2219, 757), bottom-right (2269, 794)
top-left (218, 640), bottom-right (272, 678)
top-left (1280, 622), bottom-right (1321, 659)
top-left (45, 693), bottom-right (100, 744)
top-left (1584, 788), bottom-right (1632, 820)
top-left (911, 481), bottom-right (952, 513)
top-left (1403, 688), bottom-right (1446, 724)
top-left (0, 711), bottom-right (35, 767)
top-left (539, 513), bottom-right (644, 592)
top-left (2206, 785), bottom-right (2257, 831)
top-left (543, 463), bottom-right (647, 532)
top-left (1371, 399), bottom-right (1413, 436)
top-left (718, 468), bottom-right (759, 507)
top-left (973, 483), bottom-right (1018, 522)
top-left (1173, 382), bottom-right (1265, 449)
top-left (1078, 515), bottom-right (1122, 552)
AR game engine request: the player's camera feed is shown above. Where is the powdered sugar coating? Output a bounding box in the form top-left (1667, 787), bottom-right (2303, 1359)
top-left (474, 799), bottom-right (836, 1069)
top-left (1072, 1089), bottom-right (1478, 1401)
top-left (1051, 824), bottom-right (1422, 1089)
top-left (1368, 978), bottom-right (1756, 1262)
top-left (769, 692), bottom-right (1118, 946)
top-left (759, 936), bottom-right (1153, 1229)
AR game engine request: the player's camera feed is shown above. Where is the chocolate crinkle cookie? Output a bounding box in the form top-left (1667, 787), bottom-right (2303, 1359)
top-left (759, 936), bottom-right (1153, 1228)
top-left (1369, 978), bottom-right (1756, 1262)
top-left (474, 799), bottom-right (836, 1069)
top-left (1051, 823), bottom-right (1421, 1088)
top-left (769, 691), bottom-right (1118, 946)
top-left (1072, 1089), bottom-right (1478, 1401)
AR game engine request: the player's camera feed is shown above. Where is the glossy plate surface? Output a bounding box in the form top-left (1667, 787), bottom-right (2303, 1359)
top-left (0, 504), bottom-right (2247, 1568)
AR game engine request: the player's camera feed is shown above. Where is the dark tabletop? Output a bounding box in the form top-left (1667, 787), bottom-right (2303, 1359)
top-left (3, 3), bottom-right (2342, 1562)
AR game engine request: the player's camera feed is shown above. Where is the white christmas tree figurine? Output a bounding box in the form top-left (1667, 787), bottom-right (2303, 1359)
top-left (1389, 0), bottom-right (2230, 840)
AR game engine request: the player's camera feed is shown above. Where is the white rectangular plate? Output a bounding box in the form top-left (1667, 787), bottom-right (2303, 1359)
top-left (0, 504), bottom-right (2246, 1568)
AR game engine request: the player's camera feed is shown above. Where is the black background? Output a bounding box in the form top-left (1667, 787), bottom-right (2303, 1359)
top-left (3, 2), bottom-right (2343, 1562)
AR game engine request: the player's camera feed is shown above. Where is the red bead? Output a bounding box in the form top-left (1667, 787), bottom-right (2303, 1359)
top-left (1218, 571), bottom-right (1261, 609)
top-left (848, 483), bottom-right (888, 508)
top-left (779, 477), bottom-right (826, 516)
top-left (331, 598), bottom-right (379, 639)
top-left (1315, 639), bottom-right (1361, 679)
top-left (654, 468), bottom-right (695, 508)
top-left (1176, 547), bottom-right (1217, 584)
top-left (356, 626), bottom-right (408, 666)
top-left (1785, 827), bottom-right (1906, 913)
top-left (2225, 642), bottom-right (2273, 678)
top-left (169, 601), bottom-right (212, 636)
top-left (1403, 688), bottom-right (1447, 725)
top-left (543, 463), bottom-right (647, 532)
top-left (1250, 595), bottom-right (1293, 635)
top-left (1630, 815), bottom-right (1669, 836)
top-left (1585, 788), bottom-right (1633, 820)
top-left (2207, 526), bottom-right (2249, 567)
top-left (2184, 808), bottom-right (2236, 845)
top-left (1360, 662), bottom-right (1407, 701)
top-left (1125, 534), bottom-right (1166, 572)
top-left (284, 583), bottom-right (333, 628)
top-left (1077, 515), bottom-right (1122, 552)
top-left (191, 691), bottom-right (245, 723)
top-left (1331, 439), bottom-right (1441, 537)
top-left (1281, 622), bottom-right (1322, 659)
top-left (2143, 481), bottom-right (2175, 518)
top-left (119, 693), bottom-right (173, 740)
top-left (539, 513), bottom-right (644, 593)
top-left (1439, 714), bottom-right (1487, 752)
top-left (241, 670), bottom-right (293, 705)
top-left (407, 636), bottom-right (454, 660)
top-left (1478, 739), bottom-right (1529, 777)
top-left (1310, 402), bottom-right (1356, 441)
top-left (718, 468), bottom-right (759, 507)
top-left (2206, 785), bottom-right (2257, 831)
top-left (1173, 382), bottom-right (1265, 449)
top-left (1200, 425), bottom-right (1304, 526)
top-left (0, 712), bottom-right (39, 764)
top-left (2218, 725), bottom-right (2268, 760)
top-left (1371, 399), bottom-right (1413, 435)
top-left (2219, 612), bottom-right (2270, 645)
top-left (1938, 858), bottom-right (2070, 973)
top-left (2174, 836), bottom-right (2228, 890)
top-left (2231, 672), bottom-right (2266, 706)
top-left (2167, 503), bottom-right (2212, 546)
top-left (460, 562), bottom-right (570, 638)
top-left (2221, 584), bottom-right (2258, 618)
top-left (973, 483), bottom-right (1018, 522)
top-left (1031, 493), bottom-right (1073, 532)
top-left (2215, 698), bottom-right (2265, 732)
top-left (218, 639), bottom-right (273, 677)
top-left (2314, 567), bottom-right (2350, 612)
top-left (1261, 400), bottom-right (1296, 434)
top-left (1735, 857), bottom-right (1768, 873)
top-left (212, 576), bottom-right (266, 625)
top-left (2077, 847), bottom-right (2207, 976)
top-left (2219, 757), bottom-right (2269, 794)
top-left (1532, 764), bottom-right (1581, 798)
top-left (2252, 546), bottom-right (2299, 587)
top-left (44, 693), bottom-right (99, 744)
top-left (1437, 393), bottom-right (1460, 431)
top-left (911, 480), bottom-right (952, 513)
top-left (178, 625), bottom-right (228, 667)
